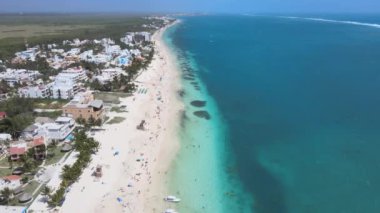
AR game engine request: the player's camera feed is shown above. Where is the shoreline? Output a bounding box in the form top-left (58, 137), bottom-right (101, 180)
top-left (57, 21), bottom-right (184, 213)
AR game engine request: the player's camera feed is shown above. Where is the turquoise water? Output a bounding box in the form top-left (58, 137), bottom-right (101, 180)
top-left (164, 23), bottom-right (252, 213)
top-left (165, 15), bottom-right (380, 213)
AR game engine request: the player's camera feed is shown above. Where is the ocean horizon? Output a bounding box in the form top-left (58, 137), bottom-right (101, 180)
top-left (165, 14), bottom-right (380, 213)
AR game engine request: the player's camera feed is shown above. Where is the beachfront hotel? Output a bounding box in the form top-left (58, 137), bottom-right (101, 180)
top-left (62, 92), bottom-right (104, 121)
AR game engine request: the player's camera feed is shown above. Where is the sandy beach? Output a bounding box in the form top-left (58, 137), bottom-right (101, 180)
top-left (59, 21), bottom-right (184, 213)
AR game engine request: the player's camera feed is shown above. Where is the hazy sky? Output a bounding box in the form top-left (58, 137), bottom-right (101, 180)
top-left (1, 0), bottom-right (380, 13)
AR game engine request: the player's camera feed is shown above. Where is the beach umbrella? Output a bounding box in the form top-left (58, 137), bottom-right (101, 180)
top-left (18, 193), bottom-right (32, 203)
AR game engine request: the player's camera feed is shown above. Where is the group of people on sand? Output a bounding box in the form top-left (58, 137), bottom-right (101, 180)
top-left (98, 53), bottom-right (170, 212)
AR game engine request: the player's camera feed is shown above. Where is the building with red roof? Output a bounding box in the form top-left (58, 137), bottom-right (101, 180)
top-left (0, 111), bottom-right (7, 120)
top-left (32, 136), bottom-right (46, 160)
top-left (3, 175), bottom-right (21, 182)
top-left (9, 146), bottom-right (26, 161)
top-left (1, 175), bottom-right (22, 190)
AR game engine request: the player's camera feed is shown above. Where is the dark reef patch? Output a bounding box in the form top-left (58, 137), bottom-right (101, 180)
top-left (190, 100), bottom-right (206, 107)
top-left (184, 76), bottom-right (195, 81)
top-left (180, 110), bottom-right (188, 128)
top-left (193, 111), bottom-right (211, 120)
top-left (178, 90), bottom-right (185, 97)
top-left (190, 81), bottom-right (199, 86)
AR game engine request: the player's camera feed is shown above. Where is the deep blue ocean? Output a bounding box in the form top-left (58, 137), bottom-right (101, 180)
top-left (167, 15), bottom-right (380, 213)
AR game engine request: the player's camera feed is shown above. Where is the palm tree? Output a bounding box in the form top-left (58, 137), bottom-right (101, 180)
top-left (48, 187), bottom-right (65, 207)
top-left (62, 165), bottom-right (71, 174)
top-left (57, 89), bottom-right (62, 99)
top-left (41, 186), bottom-right (51, 202)
top-left (23, 158), bottom-right (36, 173)
top-left (0, 118), bottom-right (17, 138)
top-left (1, 187), bottom-right (12, 204)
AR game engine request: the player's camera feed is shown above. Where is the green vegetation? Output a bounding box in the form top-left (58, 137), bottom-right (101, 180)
top-left (89, 74), bottom-right (136, 93)
top-left (76, 116), bottom-right (103, 130)
top-left (0, 156), bottom-right (10, 167)
top-left (33, 99), bottom-right (68, 109)
top-left (0, 181), bottom-right (42, 206)
top-left (94, 91), bottom-right (130, 104)
top-left (0, 97), bottom-right (67, 138)
top-left (23, 180), bottom-right (40, 194)
top-left (0, 167), bottom-right (12, 178)
top-left (45, 145), bottom-right (68, 166)
top-left (0, 115), bottom-right (34, 139)
top-left (35, 110), bottom-right (63, 119)
top-left (68, 60), bottom-right (104, 73)
top-left (107, 116), bottom-right (125, 124)
top-left (48, 129), bottom-right (99, 207)
top-left (0, 187), bottom-right (12, 204)
top-left (110, 106), bottom-right (127, 113)
top-left (6, 55), bottom-right (58, 80)
top-left (41, 186), bottom-right (51, 202)
top-left (0, 14), bottom-right (164, 60)
top-left (0, 97), bottom-right (34, 117)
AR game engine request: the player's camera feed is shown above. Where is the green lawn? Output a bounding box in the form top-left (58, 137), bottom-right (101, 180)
top-left (35, 110), bottom-right (63, 119)
top-left (33, 99), bottom-right (68, 109)
top-left (6, 180), bottom-right (41, 206)
top-left (94, 92), bottom-right (130, 104)
top-left (23, 180), bottom-right (40, 194)
top-left (0, 167), bottom-right (12, 177)
top-left (0, 159), bottom-right (24, 177)
top-left (0, 156), bottom-right (10, 167)
top-left (45, 146), bottom-right (68, 166)
top-left (107, 116), bottom-right (125, 124)
top-left (110, 106), bottom-right (127, 113)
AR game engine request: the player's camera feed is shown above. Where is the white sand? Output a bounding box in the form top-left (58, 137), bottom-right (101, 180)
top-left (59, 21), bottom-right (183, 213)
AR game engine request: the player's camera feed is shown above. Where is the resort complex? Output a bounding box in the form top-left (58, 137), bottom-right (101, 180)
top-left (0, 16), bottom-right (180, 212)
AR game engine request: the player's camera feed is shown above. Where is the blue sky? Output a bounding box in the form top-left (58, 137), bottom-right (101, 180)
top-left (1, 0), bottom-right (380, 13)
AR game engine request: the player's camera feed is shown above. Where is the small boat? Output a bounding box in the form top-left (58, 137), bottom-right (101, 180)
top-left (163, 195), bottom-right (181, 203)
top-left (164, 209), bottom-right (178, 213)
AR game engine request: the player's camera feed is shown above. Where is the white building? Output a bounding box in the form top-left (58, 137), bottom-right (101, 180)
top-left (40, 123), bottom-right (72, 141)
top-left (61, 67), bottom-right (88, 82)
top-left (65, 48), bottom-right (81, 56)
top-left (121, 34), bottom-right (134, 45)
top-left (80, 50), bottom-right (94, 61)
top-left (104, 45), bottom-right (121, 55)
top-left (55, 116), bottom-right (75, 127)
top-left (18, 83), bottom-right (53, 98)
top-left (15, 47), bottom-right (39, 61)
top-left (92, 54), bottom-right (111, 64)
top-left (140, 32), bottom-right (152, 42)
top-left (0, 69), bottom-right (40, 86)
top-left (51, 49), bottom-right (65, 54)
top-left (94, 68), bottom-right (123, 84)
top-left (130, 49), bottom-right (142, 57)
top-left (34, 117), bottom-right (75, 141)
top-left (101, 38), bottom-right (115, 45)
top-left (0, 133), bottom-right (11, 141)
top-left (51, 74), bottom-right (78, 99)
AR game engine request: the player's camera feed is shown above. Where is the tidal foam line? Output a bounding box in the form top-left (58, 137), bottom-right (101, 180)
top-left (280, 16), bottom-right (380, 29)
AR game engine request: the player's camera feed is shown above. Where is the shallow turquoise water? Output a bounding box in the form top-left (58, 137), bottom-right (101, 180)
top-left (163, 23), bottom-right (253, 213)
top-left (164, 15), bottom-right (380, 213)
